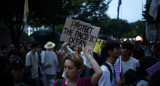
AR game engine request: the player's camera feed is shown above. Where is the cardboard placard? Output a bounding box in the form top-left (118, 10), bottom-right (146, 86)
top-left (60, 18), bottom-right (100, 50)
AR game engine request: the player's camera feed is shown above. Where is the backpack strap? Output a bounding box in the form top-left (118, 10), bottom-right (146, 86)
top-left (57, 79), bottom-right (62, 86)
top-left (103, 63), bottom-right (113, 82)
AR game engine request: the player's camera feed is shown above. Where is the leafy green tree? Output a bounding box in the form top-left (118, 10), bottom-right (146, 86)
top-left (0, 0), bottom-right (24, 45)
top-left (0, 0), bottom-right (113, 44)
top-left (143, 0), bottom-right (160, 40)
top-left (101, 19), bottom-right (131, 39)
top-left (28, 0), bottom-right (84, 28)
top-left (0, 0), bottom-right (84, 45)
top-left (123, 30), bottom-right (136, 38)
top-left (54, 24), bottom-right (64, 33)
top-left (142, 1), bottom-right (154, 24)
top-left (76, 0), bottom-right (111, 26)
top-left (129, 21), bottom-right (145, 38)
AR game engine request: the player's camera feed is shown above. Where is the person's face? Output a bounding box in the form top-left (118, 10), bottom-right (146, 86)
top-left (20, 47), bottom-right (25, 53)
top-left (64, 59), bottom-right (80, 79)
top-left (112, 47), bottom-right (121, 59)
top-left (11, 67), bottom-right (24, 80)
top-left (73, 45), bottom-right (78, 51)
top-left (8, 44), bottom-right (15, 51)
top-left (27, 43), bottom-right (31, 48)
top-left (32, 47), bottom-right (38, 52)
top-left (121, 48), bottom-right (130, 57)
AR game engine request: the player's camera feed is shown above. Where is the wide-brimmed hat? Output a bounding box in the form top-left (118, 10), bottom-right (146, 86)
top-left (44, 41), bottom-right (55, 49)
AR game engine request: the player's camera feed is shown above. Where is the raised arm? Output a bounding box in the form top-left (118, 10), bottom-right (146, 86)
top-left (61, 42), bottom-right (69, 53)
top-left (82, 46), bottom-right (102, 86)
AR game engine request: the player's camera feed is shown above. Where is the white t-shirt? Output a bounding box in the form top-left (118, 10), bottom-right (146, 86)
top-left (98, 62), bottom-right (117, 86)
top-left (122, 57), bottom-right (140, 73)
top-left (25, 51), bottom-right (39, 79)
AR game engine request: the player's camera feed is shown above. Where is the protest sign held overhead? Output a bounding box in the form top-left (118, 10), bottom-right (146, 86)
top-left (60, 18), bottom-right (100, 50)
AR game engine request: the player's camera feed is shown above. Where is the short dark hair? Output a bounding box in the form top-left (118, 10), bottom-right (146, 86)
top-left (31, 41), bottom-right (39, 49)
top-left (122, 41), bottom-right (133, 55)
top-left (99, 40), bottom-right (120, 65)
top-left (132, 46), bottom-right (145, 60)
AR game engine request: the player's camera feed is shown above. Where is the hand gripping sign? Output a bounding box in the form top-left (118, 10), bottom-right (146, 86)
top-left (60, 18), bottom-right (100, 50)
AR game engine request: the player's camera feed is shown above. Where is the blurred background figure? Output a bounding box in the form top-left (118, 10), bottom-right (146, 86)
top-left (41, 41), bottom-right (59, 86)
top-left (4, 59), bottom-right (36, 86)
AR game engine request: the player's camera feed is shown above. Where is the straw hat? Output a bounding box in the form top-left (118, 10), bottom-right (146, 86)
top-left (44, 41), bottom-right (55, 49)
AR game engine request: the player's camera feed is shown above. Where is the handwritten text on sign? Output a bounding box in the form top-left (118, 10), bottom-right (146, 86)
top-left (60, 18), bottom-right (100, 50)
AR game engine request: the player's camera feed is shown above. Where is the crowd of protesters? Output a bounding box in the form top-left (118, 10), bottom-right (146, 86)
top-left (0, 39), bottom-right (160, 86)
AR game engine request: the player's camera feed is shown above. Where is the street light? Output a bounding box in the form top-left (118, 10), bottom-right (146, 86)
top-left (135, 35), bottom-right (143, 41)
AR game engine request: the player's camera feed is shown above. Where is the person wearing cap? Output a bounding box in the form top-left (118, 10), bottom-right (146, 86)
top-left (41, 41), bottom-right (59, 86)
top-left (4, 59), bottom-right (36, 86)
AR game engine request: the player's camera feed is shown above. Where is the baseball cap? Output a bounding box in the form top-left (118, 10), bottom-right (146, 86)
top-left (10, 59), bottom-right (24, 70)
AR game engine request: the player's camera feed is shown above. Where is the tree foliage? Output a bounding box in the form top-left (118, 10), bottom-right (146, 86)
top-left (0, 0), bottom-right (146, 43)
top-left (129, 21), bottom-right (145, 37)
top-left (0, 0), bottom-right (24, 45)
top-left (28, 0), bottom-right (84, 27)
top-left (0, 0), bottom-right (85, 45)
top-left (142, 1), bottom-right (154, 24)
top-left (76, 0), bottom-right (111, 26)
top-left (143, 0), bottom-right (160, 24)
top-left (100, 19), bottom-right (130, 39)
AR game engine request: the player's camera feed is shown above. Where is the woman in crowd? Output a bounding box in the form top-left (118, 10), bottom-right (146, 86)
top-left (53, 44), bottom-right (102, 86)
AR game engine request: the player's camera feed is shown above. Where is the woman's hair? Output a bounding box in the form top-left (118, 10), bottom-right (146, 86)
top-left (64, 53), bottom-right (85, 69)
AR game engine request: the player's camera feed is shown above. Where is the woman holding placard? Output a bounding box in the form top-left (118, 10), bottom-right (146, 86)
top-left (53, 44), bottom-right (102, 86)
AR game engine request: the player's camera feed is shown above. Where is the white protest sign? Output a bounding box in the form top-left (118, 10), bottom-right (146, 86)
top-left (60, 18), bottom-right (100, 50)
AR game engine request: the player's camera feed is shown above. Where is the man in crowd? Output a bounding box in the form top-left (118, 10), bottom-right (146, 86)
top-left (25, 42), bottom-right (40, 83)
top-left (98, 40), bottom-right (124, 86)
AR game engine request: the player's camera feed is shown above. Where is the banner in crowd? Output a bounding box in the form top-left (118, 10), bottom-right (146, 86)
top-left (114, 56), bottom-right (122, 82)
top-left (93, 39), bottom-right (104, 54)
top-left (146, 61), bottom-right (160, 77)
top-left (60, 18), bottom-right (100, 50)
